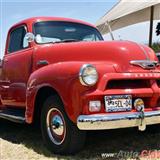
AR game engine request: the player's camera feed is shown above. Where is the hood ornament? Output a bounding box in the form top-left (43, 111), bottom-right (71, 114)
top-left (130, 60), bottom-right (159, 69)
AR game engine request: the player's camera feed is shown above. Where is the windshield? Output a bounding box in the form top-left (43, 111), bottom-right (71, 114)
top-left (34, 21), bottom-right (103, 44)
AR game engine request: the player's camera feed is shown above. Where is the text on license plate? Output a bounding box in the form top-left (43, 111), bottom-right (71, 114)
top-left (104, 95), bottom-right (132, 112)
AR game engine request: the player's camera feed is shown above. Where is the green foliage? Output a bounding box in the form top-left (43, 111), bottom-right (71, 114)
top-left (151, 43), bottom-right (160, 53)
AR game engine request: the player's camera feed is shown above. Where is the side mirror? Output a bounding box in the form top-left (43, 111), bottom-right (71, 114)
top-left (24, 32), bottom-right (35, 42)
top-left (23, 32), bottom-right (35, 48)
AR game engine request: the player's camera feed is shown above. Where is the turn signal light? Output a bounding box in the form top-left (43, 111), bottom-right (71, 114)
top-left (89, 101), bottom-right (101, 112)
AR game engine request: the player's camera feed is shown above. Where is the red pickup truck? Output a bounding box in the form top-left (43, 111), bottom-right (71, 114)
top-left (0, 17), bottom-right (160, 155)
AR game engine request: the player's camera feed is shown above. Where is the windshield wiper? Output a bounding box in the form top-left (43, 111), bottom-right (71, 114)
top-left (52, 39), bottom-right (80, 44)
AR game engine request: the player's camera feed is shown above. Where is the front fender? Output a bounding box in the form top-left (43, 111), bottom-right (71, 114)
top-left (25, 61), bottom-right (116, 124)
top-left (26, 62), bottom-right (87, 123)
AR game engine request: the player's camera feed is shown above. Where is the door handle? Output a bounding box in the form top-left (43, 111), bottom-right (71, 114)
top-left (36, 60), bottom-right (49, 67)
top-left (4, 59), bottom-right (8, 62)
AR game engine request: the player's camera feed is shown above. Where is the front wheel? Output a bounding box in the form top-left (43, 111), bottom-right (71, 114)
top-left (41, 95), bottom-right (86, 155)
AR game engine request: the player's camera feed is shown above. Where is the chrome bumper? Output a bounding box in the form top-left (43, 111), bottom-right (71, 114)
top-left (77, 111), bottom-right (160, 131)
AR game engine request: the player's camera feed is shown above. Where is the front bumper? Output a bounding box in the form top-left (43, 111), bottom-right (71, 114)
top-left (77, 111), bottom-right (160, 131)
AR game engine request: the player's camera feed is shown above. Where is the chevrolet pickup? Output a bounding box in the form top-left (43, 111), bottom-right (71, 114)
top-left (0, 17), bottom-right (160, 155)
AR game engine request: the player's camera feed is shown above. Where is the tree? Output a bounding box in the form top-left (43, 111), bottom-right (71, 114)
top-left (156, 22), bottom-right (160, 36)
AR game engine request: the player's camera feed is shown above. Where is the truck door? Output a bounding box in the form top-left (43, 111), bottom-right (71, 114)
top-left (0, 25), bottom-right (33, 107)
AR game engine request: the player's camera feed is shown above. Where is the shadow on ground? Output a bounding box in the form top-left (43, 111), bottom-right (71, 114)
top-left (0, 119), bottom-right (160, 160)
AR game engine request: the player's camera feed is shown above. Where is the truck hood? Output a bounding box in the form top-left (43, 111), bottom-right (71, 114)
top-left (34, 40), bottom-right (158, 73)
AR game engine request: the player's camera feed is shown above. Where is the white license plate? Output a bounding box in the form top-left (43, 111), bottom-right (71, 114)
top-left (104, 95), bottom-right (132, 112)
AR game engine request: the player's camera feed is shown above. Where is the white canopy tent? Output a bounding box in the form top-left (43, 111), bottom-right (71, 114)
top-left (96, 0), bottom-right (160, 46)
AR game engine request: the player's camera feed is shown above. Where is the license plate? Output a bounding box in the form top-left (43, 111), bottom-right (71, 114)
top-left (104, 95), bottom-right (132, 112)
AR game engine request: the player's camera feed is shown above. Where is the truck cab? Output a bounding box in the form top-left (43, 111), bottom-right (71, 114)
top-left (0, 17), bottom-right (160, 155)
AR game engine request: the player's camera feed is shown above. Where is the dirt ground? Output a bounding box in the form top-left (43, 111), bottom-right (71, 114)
top-left (0, 119), bottom-right (160, 160)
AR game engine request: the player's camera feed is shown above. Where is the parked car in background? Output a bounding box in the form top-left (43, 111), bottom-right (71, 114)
top-left (0, 17), bottom-right (160, 155)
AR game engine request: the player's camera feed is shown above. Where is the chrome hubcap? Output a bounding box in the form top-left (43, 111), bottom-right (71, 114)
top-left (51, 115), bottom-right (64, 136)
top-left (46, 108), bottom-right (66, 145)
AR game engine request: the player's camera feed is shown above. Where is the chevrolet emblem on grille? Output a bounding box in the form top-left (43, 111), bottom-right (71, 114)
top-left (130, 60), bottom-right (160, 69)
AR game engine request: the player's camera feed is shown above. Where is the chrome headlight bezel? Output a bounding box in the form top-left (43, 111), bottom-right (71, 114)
top-left (79, 64), bottom-right (98, 86)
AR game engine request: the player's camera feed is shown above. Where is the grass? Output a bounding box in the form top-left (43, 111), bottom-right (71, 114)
top-left (0, 119), bottom-right (160, 160)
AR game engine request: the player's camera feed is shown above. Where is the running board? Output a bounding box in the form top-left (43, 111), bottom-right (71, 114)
top-left (0, 108), bottom-right (25, 123)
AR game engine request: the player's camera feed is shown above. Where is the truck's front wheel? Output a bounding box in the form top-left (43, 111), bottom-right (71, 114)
top-left (41, 95), bottom-right (86, 155)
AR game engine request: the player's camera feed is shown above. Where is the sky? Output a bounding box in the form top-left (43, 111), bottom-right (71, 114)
top-left (0, 0), bottom-right (159, 58)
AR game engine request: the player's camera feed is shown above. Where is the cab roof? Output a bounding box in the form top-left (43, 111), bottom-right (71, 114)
top-left (11, 17), bottom-right (96, 28)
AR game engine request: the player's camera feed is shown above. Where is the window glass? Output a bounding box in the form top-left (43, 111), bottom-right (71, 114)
top-left (34, 21), bottom-right (103, 44)
top-left (8, 26), bottom-right (27, 53)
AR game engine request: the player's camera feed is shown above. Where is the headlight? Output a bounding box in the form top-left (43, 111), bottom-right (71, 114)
top-left (79, 64), bottom-right (98, 86)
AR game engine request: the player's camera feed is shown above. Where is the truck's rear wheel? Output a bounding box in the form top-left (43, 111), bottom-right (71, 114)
top-left (41, 95), bottom-right (86, 155)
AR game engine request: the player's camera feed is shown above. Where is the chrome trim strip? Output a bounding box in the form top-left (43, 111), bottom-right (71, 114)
top-left (0, 112), bottom-right (25, 123)
top-left (36, 60), bottom-right (49, 67)
top-left (77, 111), bottom-right (160, 130)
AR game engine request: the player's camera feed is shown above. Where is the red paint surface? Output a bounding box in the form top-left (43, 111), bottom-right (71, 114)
top-left (0, 17), bottom-right (160, 124)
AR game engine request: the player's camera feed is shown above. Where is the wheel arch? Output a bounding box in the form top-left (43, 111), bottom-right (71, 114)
top-left (26, 84), bottom-right (66, 124)
top-left (33, 86), bottom-right (59, 125)
top-left (25, 61), bottom-right (86, 124)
